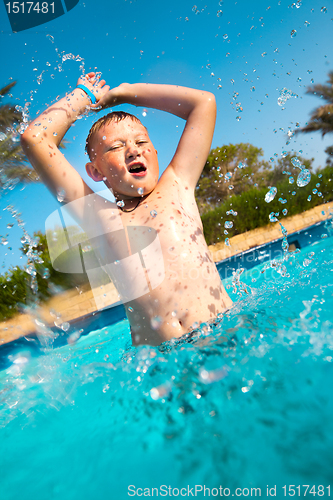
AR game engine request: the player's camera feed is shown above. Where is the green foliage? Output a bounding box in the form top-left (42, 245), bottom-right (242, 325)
top-left (296, 70), bottom-right (333, 163)
top-left (0, 81), bottom-right (39, 188)
top-left (195, 143), bottom-right (270, 213)
top-left (202, 165), bottom-right (333, 246)
top-left (0, 267), bottom-right (29, 321)
top-left (0, 230), bottom-right (91, 321)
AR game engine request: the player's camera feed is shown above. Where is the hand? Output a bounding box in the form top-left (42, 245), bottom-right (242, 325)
top-left (90, 83), bottom-right (129, 111)
top-left (76, 72), bottom-right (110, 109)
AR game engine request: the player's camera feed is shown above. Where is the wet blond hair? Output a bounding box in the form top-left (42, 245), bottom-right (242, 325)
top-left (85, 111), bottom-right (145, 160)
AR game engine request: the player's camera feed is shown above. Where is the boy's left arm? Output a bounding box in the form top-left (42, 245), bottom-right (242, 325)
top-left (92, 83), bottom-right (216, 189)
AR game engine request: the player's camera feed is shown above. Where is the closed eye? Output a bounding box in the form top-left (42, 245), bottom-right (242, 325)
top-left (109, 144), bottom-right (123, 151)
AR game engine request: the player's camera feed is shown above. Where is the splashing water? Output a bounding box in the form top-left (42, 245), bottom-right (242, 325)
top-left (291, 156), bottom-right (312, 187)
top-left (277, 88), bottom-right (298, 107)
top-left (297, 169), bottom-right (311, 187)
top-left (269, 212), bottom-right (279, 222)
top-left (265, 186), bottom-right (277, 203)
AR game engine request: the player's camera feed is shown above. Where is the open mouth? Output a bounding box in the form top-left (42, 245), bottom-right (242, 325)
top-left (128, 163), bottom-right (147, 176)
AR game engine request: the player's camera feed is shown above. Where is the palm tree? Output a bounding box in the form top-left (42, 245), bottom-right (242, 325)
top-left (296, 71), bottom-right (333, 162)
top-left (0, 81), bottom-right (39, 189)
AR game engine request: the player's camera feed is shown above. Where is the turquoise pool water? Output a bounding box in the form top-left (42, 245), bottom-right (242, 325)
top-left (1, 232), bottom-right (333, 499)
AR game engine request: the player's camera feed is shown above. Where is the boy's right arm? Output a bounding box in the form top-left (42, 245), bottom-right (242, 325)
top-left (20, 73), bottom-right (109, 204)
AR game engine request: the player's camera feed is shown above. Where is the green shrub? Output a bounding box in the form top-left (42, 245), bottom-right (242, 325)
top-left (202, 165), bottom-right (333, 245)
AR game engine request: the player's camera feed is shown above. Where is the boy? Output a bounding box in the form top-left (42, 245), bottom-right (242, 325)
top-left (21, 72), bottom-right (232, 346)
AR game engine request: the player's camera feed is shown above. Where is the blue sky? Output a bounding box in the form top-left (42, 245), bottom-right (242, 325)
top-left (0, 0), bottom-right (332, 271)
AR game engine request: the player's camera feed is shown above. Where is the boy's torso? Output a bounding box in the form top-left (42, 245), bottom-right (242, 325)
top-left (80, 168), bottom-right (232, 345)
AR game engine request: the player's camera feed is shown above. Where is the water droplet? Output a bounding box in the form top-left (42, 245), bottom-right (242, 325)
top-left (151, 316), bottom-right (162, 330)
top-left (53, 132), bottom-right (57, 137)
top-left (225, 238), bottom-right (230, 246)
top-left (307, 195), bottom-right (312, 201)
top-left (321, 6), bottom-right (327, 13)
top-left (290, 29), bottom-right (297, 37)
top-left (43, 268), bottom-right (50, 279)
top-left (224, 221), bottom-right (233, 229)
top-left (304, 20), bottom-right (310, 26)
top-left (117, 200), bottom-right (125, 208)
top-left (278, 197), bottom-right (287, 204)
top-left (291, 156), bottom-right (303, 169)
top-left (223, 33), bottom-right (228, 39)
top-left (61, 322), bottom-right (70, 332)
top-left (278, 87), bottom-right (298, 106)
top-left (150, 210), bottom-right (157, 218)
top-left (46, 34), bottom-right (54, 43)
top-left (102, 384), bottom-right (110, 393)
top-left (265, 187), bottom-right (277, 203)
top-left (269, 212), bottom-right (279, 222)
top-left (217, 9), bottom-right (223, 17)
top-left (6, 223), bottom-right (14, 229)
top-left (57, 188), bottom-right (66, 202)
top-left (297, 169), bottom-right (311, 187)
top-left (128, 306), bottom-right (133, 312)
top-left (236, 116), bottom-right (241, 121)
top-left (26, 264), bottom-right (36, 276)
top-left (250, 86), bottom-right (255, 91)
top-left (282, 209), bottom-right (288, 216)
top-left (142, 110), bottom-right (147, 117)
top-left (137, 187), bottom-right (144, 195)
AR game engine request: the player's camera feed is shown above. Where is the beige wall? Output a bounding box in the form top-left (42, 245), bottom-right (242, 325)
top-left (208, 202), bottom-right (332, 262)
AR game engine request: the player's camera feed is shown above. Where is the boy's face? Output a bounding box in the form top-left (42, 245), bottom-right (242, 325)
top-left (86, 118), bottom-right (159, 200)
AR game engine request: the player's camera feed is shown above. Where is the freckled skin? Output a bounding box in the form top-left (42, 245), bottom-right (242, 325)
top-left (98, 151), bottom-right (233, 346)
top-left (21, 77), bottom-right (233, 346)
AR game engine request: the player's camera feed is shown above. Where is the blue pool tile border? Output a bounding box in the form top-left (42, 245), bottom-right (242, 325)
top-left (0, 302), bottom-right (126, 371)
top-left (216, 218), bottom-right (332, 279)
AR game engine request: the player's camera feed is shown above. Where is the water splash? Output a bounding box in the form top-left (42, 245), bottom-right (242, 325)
top-left (277, 88), bottom-right (298, 107)
top-left (297, 169), bottom-right (311, 187)
top-left (265, 187), bottom-right (277, 203)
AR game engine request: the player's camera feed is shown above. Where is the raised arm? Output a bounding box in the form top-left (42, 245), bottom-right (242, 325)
top-left (20, 73), bottom-right (110, 203)
top-left (93, 83), bottom-right (216, 189)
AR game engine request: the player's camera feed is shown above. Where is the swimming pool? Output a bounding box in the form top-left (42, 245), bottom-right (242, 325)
top-left (1, 228), bottom-right (333, 500)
